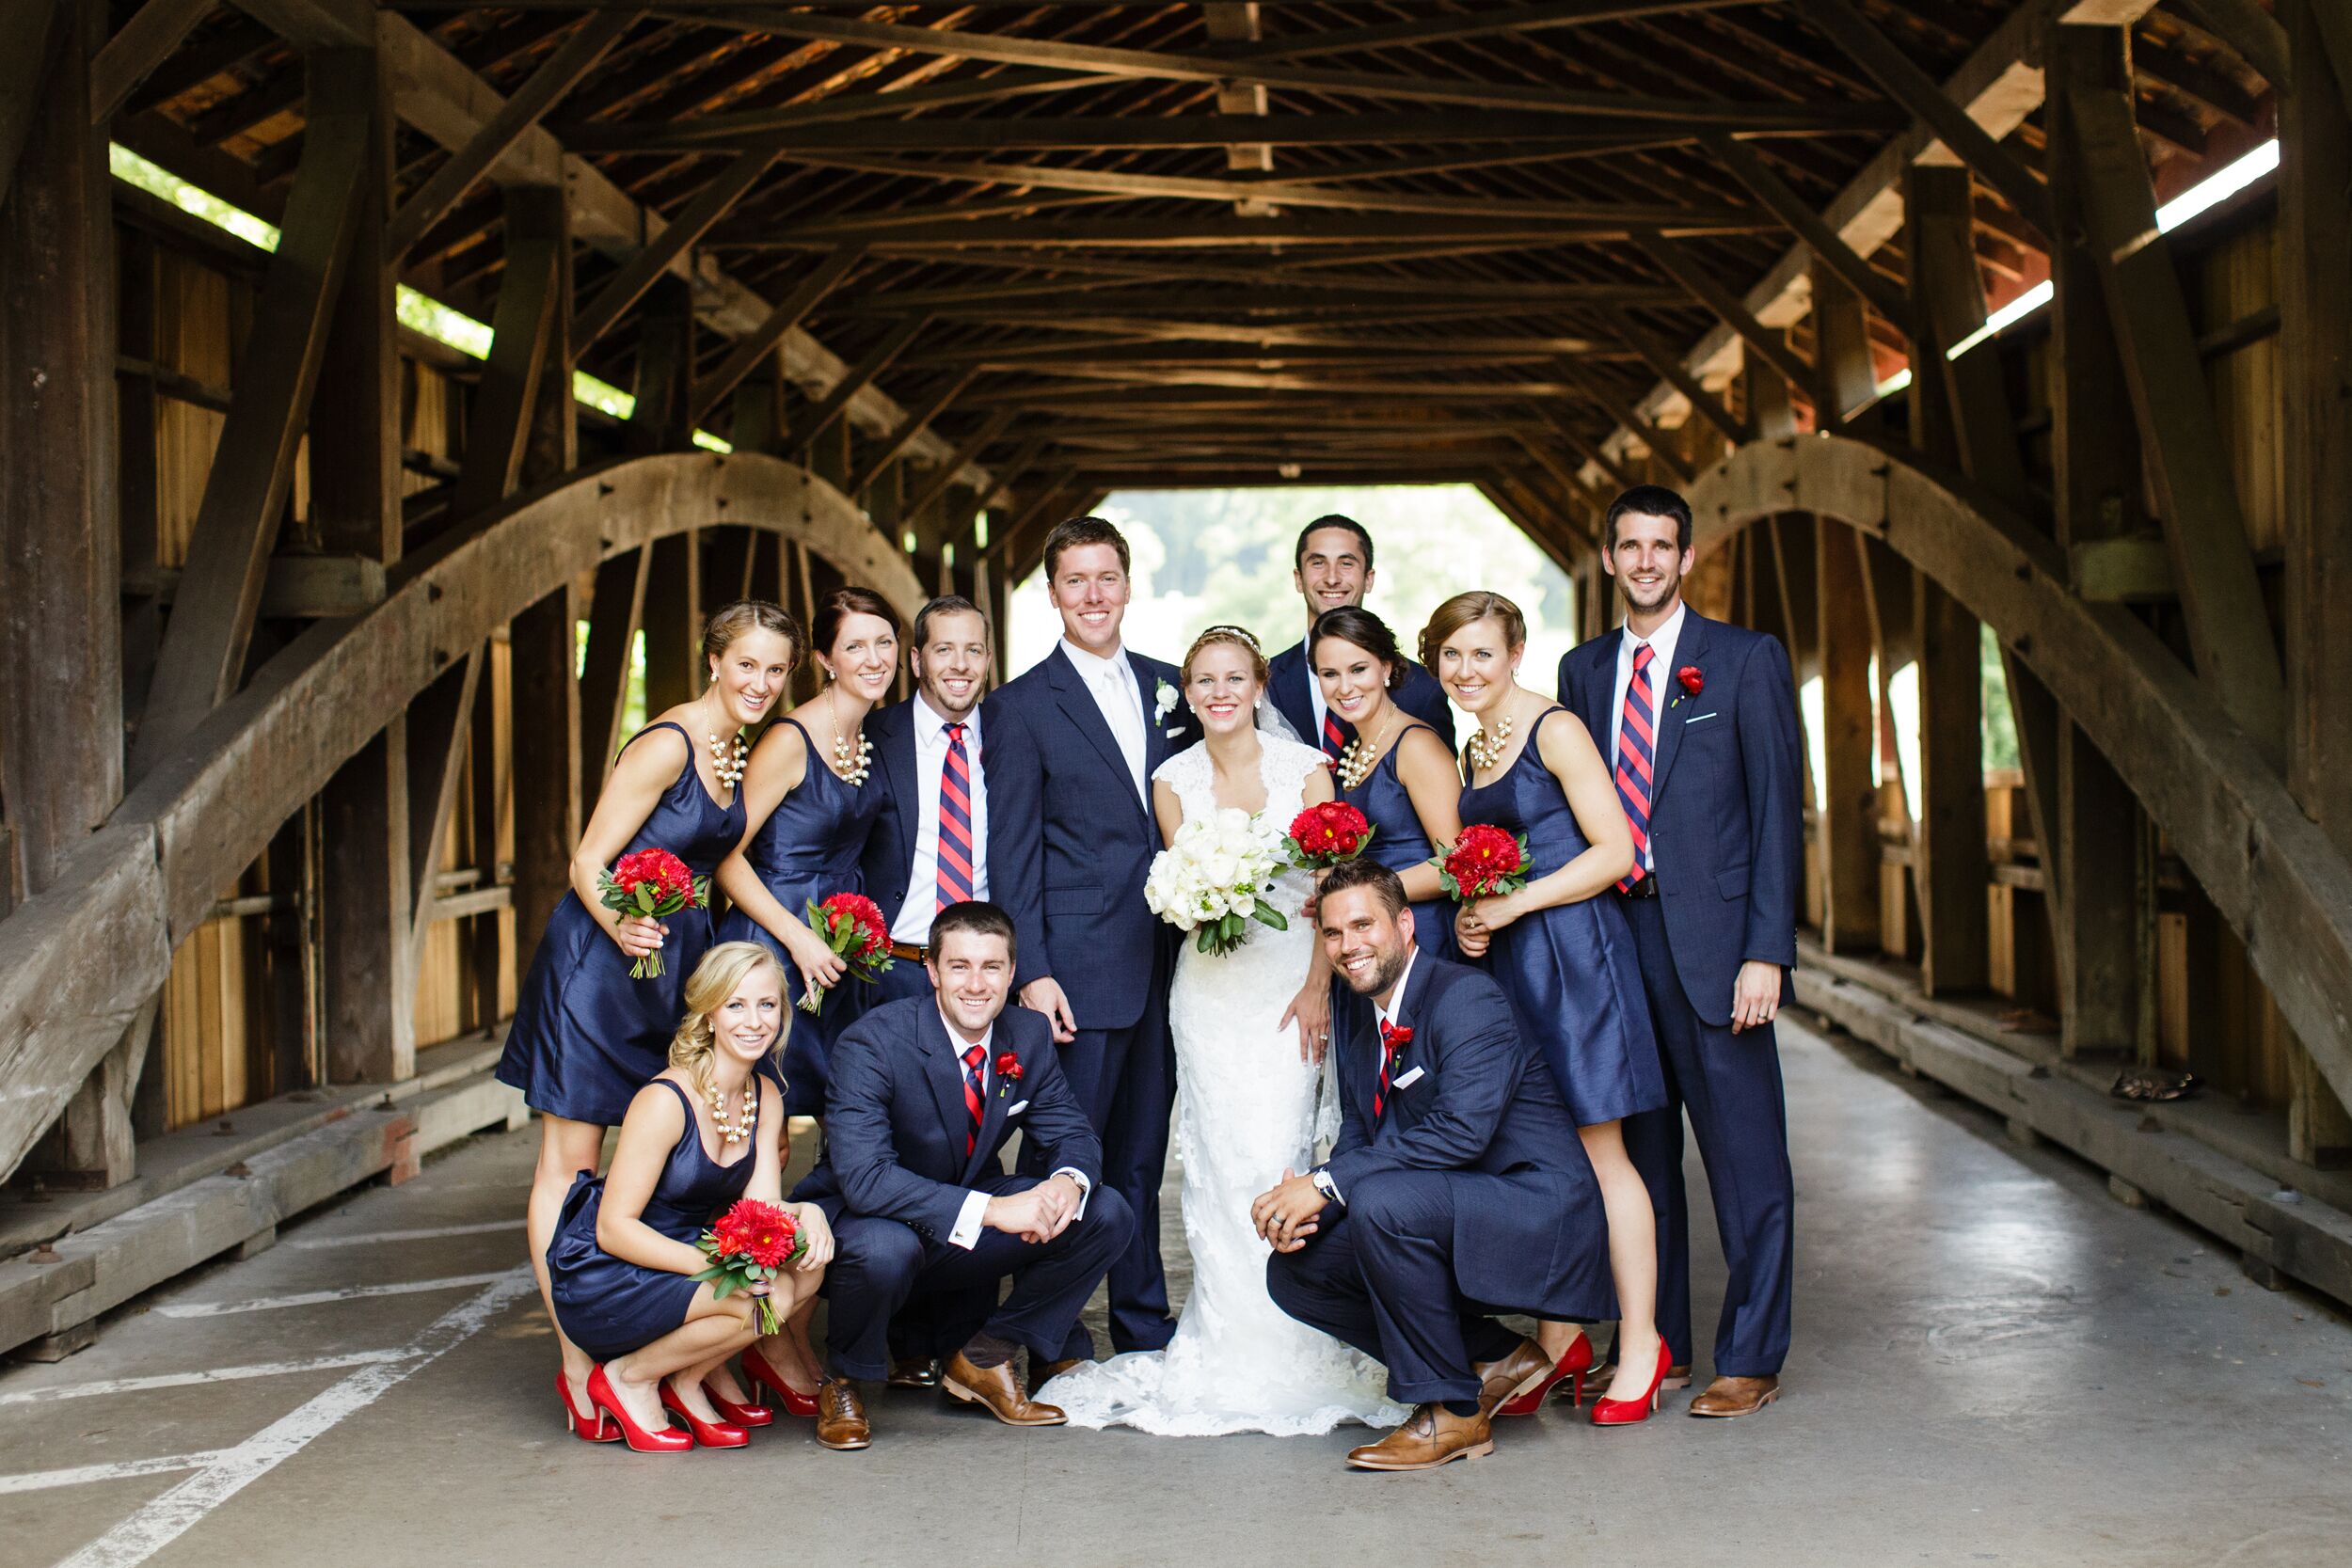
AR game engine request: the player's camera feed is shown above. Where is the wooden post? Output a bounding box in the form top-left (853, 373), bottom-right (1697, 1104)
top-left (625, 273), bottom-right (695, 454)
top-left (1809, 256), bottom-right (1878, 432)
top-left (310, 46), bottom-right (399, 565)
top-left (640, 531), bottom-right (701, 716)
top-left (1815, 517), bottom-right (1877, 951)
top-left (512, 588), bottom-right (580, 963)
top-left (322, 721), bottom-right (415, 1083)
top-left (580, 548), bottom-right (652, 815)
top-left (1915, 577), bottom-right (1990, 993)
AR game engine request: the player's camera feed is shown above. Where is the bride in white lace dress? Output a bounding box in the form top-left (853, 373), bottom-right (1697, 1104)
top-left (1051, 626), bottom-right (1407, 1436)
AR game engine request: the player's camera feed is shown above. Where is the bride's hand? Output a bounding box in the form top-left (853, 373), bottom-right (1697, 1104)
top-left (1279, 980), bottom-right (1332, 1065)
top-left (1454, 901), bottom-right (1491, 959)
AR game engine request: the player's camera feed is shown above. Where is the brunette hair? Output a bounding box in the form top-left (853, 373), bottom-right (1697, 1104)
top-left (669, 942), bottom-right (789, 1106)
top-left (702, 599), bottom-right (803, 673)
top-left (1294, 514), bottom-right (1375, 574)
top-left (1419, 591), bottom-right (1527, 672)
top-left (912, 594), bottom-right (988, 647)
top-left (1317, 856), bottom-right (1409, 918)
top-left (1183, 623), bottom-right (1269, 685)
top-left (1310, 606), bottom-right (1406, 692)
top-left (1041, 515), bottom-right (1131, 580)
top-left (1605, 483), bottom-right (1694, 552)
top-left (812, 586), bottom-right (901, 668)
top-left (930, 899), bottom-right (1018, 962)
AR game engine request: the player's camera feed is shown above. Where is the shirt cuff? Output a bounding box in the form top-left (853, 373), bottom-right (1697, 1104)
top-left (949, 1189), bottom-right (991, 1250)
top-left (1311, 1166), bottom-right (1343, 1207)
top-left (1050, 1168), bottom-right (1092, 1221)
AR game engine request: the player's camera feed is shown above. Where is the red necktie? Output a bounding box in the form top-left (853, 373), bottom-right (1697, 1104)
top-left (1375, 1020), bottom-right (1405, 1119)
top-left (1614, 643), bottom-right (1655, 894)
top-left (935, 722), bottom-right (976, 912)
top-left (961, 1044), bottom-right (986, 1156)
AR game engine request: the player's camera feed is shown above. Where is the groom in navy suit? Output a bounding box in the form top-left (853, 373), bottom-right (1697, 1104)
top-left (989, 515), bottom-right (1200, 1362)
top-left (1259, 861), bottom-right (1613, 1471)
top-left (1558, 483), bottom-right (1804, 1418)
top-left (1263, 515), bottom-right (1454, 760)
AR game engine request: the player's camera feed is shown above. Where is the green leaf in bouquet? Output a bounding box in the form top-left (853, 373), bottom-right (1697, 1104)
top-left (1252, 898), bottom-right (1287, 930)
top-left (634, 884), bottom-right (656, 915)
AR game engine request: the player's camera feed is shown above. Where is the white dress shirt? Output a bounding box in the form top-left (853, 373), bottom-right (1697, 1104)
top-left (1609, 599), bottom-right (1686, 874)
top-left (943, 1010), bottom-right (1090, 1250)
top-left (1058, 637), bottom-right (1148, 802)
top-left (1303, 638), bottom-right (1332, 745)
top-left (893, 694), bottom-right (989, 945)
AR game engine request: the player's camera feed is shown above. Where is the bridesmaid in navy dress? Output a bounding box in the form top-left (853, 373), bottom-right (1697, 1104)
top-left (550, 942), bottom-right (834, 1451)
top-left (1427, 590), bottom-right (1673, 1424)
top-left (716, 587), bottom-right (898, 1121)
top-left (1310, 606), bottom-right (1463, 962)
top-left (499, 599), bottom-right (800, 1442)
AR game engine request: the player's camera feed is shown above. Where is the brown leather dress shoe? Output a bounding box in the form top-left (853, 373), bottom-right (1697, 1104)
top-left (886, 1356), bottom-right (941, 1389)
top-left (1345, 1403), bottom-right (1494, 1471)
top-left (1031, 1356), bottom-right (1087, 1388)
top-left (815, 1379), bottom-right (870, 1449)
top-left (1471, 1337), bottom-right (1554, 1419)
top-left (941, 1352), bottom-right (1067, 1426)
top-left (1688, 1374), bottom-right (1779, 1418)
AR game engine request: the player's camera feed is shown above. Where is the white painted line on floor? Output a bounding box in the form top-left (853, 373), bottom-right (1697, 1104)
top-left (0, 1351), bottom-right (415, 1406)
top-left (153, 1271), bottom-right (516, 1318)
top-left (287, 1219), bottom-right (521, 1250)
top-left (0, 1451), bottom-right (230, 1496)
top-left (53, 1269), bottom-right (533, 1568)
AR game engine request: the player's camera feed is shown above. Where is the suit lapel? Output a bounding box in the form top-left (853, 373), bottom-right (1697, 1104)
top-left (877, 702), bottom-right (922, 869)
top-left (1583, 629), bottom-right (1623, 752)
top-left (915, 1005), bottom-right (973, 1166)
top-left (1646, 612), bottom-right (1710, 806)
top-left (1047, 646), bottom-right (1148, 817)
top-left (1133, 656), bottom-right (1178, 781)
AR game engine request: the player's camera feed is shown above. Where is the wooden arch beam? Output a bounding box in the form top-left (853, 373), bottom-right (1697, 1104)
top-left (1690, 434), bottom-right (2352, 1115)
top-left (0, 452), bottom-right (921, 1180)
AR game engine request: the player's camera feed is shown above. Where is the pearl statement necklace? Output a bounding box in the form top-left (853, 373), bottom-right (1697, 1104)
top-left (707, 730), bottom-right (747, 789)
top-left (1466, 711), bottom-right (1517, 774)
top-left (707, 1079), bottom-right (757, 1147)
top-left (1335, 709), bottom-right (1401, 792)
top-left (829, 689), bottom-right (872, 785)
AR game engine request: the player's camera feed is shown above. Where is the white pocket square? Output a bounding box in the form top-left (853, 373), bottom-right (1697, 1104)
top-left (1006, 1099), bottom-right (1029, 1116)
top-left (1164, 725), bottom-right (1186, 738)
top-left (1683, 710), bottom-right (1719, 725)
top-left (1391, 1066), bottom-right (1425, 1090)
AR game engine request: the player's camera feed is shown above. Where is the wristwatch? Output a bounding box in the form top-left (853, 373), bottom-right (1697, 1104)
top-left (1310, 1167), bottom-right (1342, 1207)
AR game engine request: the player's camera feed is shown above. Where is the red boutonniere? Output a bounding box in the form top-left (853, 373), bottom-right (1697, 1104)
top-left (995, 1052), bottom-right (1024, 1097)
top-left (1671, 665), bottom-right (1704, 708)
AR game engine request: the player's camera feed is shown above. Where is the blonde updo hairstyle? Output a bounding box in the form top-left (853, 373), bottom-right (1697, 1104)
top-left (703, 599), bottom-right (803, 680)
top-left (1419, 591), bottom-right (1528, 673)
top-left (1182, 623), bottom-right (1270, 686)
top-left (670, 941), bottom-right (791, 1108)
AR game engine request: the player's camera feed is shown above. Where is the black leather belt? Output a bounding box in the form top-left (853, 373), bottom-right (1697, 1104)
top-left (888, 941), bottom-right (929, 963)
top-left (1619, 873), bottom-right (1660, 899)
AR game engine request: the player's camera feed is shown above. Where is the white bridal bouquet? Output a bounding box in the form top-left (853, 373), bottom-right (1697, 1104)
top-left (1144, 807), bottom-right (1291, 958)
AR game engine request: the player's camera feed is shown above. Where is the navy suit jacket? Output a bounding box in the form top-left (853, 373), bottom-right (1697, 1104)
top-left (987, 643), bottom-right (1200, 1031)
top-left (1557, 611), bottom-right (1803, 1025)
top-left (795, 997), bottom-right (1101, 1243)
top-left (1323, 954), bottom-right (1610, 1318)
top-left (856, 693), bottom-right (1044, 990)
top-left (1267, 636), bottom-right (1456, 754)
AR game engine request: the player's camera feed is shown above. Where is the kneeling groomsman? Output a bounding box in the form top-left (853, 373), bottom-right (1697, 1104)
top-left (795, 901), bottom-right (1131, 1448)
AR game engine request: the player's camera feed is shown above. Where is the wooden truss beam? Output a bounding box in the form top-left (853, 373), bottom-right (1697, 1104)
top-left (1246, 0), bottom-right (1770, 58)
top-left (687, 244), bottom-right (865, 425)
top-left (1701, 130), bottom-right (1915, 336)
top-left (571, 139), bottom-right (781, 355)
top-left (783, 314), bottom-right (930, 464)
top-left (1636, 230), bottom-right (1815, 392)
top-left (87, 0), bottom-right (216, 125)
top-left (0, 0), bottom-right (61, 213)
top-left (842, 372), bottom-right (977, 498)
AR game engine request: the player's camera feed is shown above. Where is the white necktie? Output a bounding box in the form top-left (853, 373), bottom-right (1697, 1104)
top-left (1100, 665), bottom-right (1145, 791)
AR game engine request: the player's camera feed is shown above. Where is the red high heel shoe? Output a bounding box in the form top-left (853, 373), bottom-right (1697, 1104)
top-left (1497, 1330), bottom-right (1597, 1417)
top-left (555, 1370), bottom-right (617, 1443)
top-left (660, 1384), bottom-right (750, 1449)
top-left (703, 1380), bottom-right (774, 1428)
top-left (1590, 1336), bottom-right (1674, 1427)
top-left (740, 1345), bottom-right (819, 1419)
top-left (586, 1366), bottom-right (691, 1453)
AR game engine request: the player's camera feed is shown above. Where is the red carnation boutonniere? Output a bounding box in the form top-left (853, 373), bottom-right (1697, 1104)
top-left (1670, 665), bottom-right (1704, 709)
top-left (994, 1051), bottom-right (1024, 1098)
top-left (1382, 1023), bottom-right (1414, 1063)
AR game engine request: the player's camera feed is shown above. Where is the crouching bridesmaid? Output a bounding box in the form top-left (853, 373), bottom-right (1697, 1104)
top-left (549, 942), bottom-right (834, 1451)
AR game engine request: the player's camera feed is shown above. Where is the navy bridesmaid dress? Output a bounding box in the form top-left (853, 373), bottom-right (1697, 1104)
top-left (714, 716), bottom-right (885, 1116)
top-left (499, 721), bottom-right (745, 1126)
top-left (548, 1078), bottom-right (757, 1360)
top-left (1337, 721), bottom-right (1457, 962)
top-left (1456, 707), bottom-right (1664, 1128)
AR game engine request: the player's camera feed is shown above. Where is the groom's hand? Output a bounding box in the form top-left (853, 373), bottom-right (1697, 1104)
top-left (1251, 1167), bottom-right (1327, 1254)
top-left (1730, 960), bottom-right (1782, 1034)
top-left (983, 1176), bottom-right (1086, 1243)
top-left (1020, 976), bottom-right (1078, 1043)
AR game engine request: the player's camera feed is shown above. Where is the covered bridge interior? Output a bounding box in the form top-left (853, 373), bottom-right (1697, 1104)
top-left (3, 0), bottom-right (2350, 1421)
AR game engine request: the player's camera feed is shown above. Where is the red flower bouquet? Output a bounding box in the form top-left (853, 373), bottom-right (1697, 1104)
top-left (596, 847), bottom-right (709, 978)
top-left (799, 891), bottom-right (895, 1014)
top-left (692, 1198), bottom-right (804, 1335)
top-left (1434, 824), bottom-right (1531, 902)
top-left (1284, 800), bottom-right (1376, 870)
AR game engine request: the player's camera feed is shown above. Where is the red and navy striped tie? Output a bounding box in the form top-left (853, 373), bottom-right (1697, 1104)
top-left (1615, 644), bottom-right (1655, 894)
top-left (936, 721), bottom-right (977, 911)
top-left (961, 1044), bottom-right (986, 1156)
top-left (1320, 706), bottom-right (1350, 765)
top-left (1375, 1021), bottom-right (1404, 1119)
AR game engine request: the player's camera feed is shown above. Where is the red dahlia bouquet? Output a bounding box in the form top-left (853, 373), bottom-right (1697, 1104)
top-left (800, 891), bottom-right (895, 1014)
top-left (691, 1198), bottom-right (804, 1335)
top-left (1284, 800), bottom-right (1376, 871)
top-left (596, 847), bottom-right (709, 978)
top-left (1434, 824), bottom-right (1531, 902)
